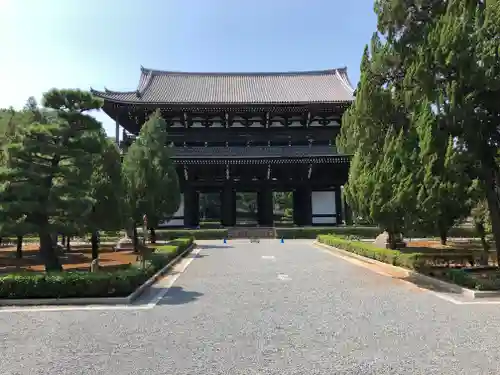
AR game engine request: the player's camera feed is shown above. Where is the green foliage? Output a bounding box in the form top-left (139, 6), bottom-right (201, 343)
top-left (0, 237), bottom-right (193, 299)
top-left (317, 234), bottom-right (500, 290)
top-left (0, 269), bottom-right (152, 299)
top-left (414, 102), bottom-right (474, 242)
top-left (148, 226), bottom-right (477, 241)
top-left (122, 110), bottom-right (180, 228)
top-left (471, 198), bottom-right (491, 235)
top-left (317, 234), bottom-right (424, 269)
top-left (339, 1), bottom-right (497, 247)
top-left (338, 36), bottom-right (420, 243)
top-left (0, 89), bottom-right (104, 271)
top-left (87, 134), bottom-right (125, 232)
top-left (443, 269), bottom-right (500, 291)
top-left (154, 237), bottom-right (192, 252)
top-left (414, 0), bottom-right (500, 254)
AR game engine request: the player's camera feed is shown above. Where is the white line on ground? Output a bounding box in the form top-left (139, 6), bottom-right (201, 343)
top-left (0, 304), bottom-right (152, 313)
top-left (277, 273), bottom-right (291, 281)
top-left (261, 256), bottom-right (276, 260)
top-left (0, 247), bottom-right (202, 314)
top-left (145, 246), bottom-right (201, 308)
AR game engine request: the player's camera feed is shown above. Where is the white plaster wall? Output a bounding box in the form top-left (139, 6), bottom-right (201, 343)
top-left (312, 191), bottom-right (336, 224)
top-left (158, 194), bottom-right (184, 227)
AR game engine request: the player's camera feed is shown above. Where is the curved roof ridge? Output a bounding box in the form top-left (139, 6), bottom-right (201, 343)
top-left (92, 66), bottom-right (355, 105)
top-left (137, 68), bottom-right (154, 95)
top-left (140, 67), bottom-right (345, 77)
top-left (335, 69), bottom-right (355, 93)
top-left (104, 88), bottom-right (138, 95)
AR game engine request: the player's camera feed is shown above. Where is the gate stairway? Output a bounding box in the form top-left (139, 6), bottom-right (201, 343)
top-left (227, 227), bottom-right (276, 242)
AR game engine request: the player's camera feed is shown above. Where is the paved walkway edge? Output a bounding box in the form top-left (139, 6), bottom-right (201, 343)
top-left (313, 241), bottom-right (500, 300)
top-left (0, 243), bottom-right (197, 307)
top-left (127, 243), bottom-right (197, 302)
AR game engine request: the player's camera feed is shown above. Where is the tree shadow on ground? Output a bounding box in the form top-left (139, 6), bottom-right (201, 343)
top-left (399, 274), bottom-right (463, 294)
top-left (193, 253), bottom-right (209, 258)
top-left (158, 286), bottom-right (203, 305)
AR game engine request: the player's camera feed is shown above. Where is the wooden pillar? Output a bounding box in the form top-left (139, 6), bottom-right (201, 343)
top-left (258, 186), bottom-right (274, 227)
top-left (335, 186), bottom-right (343, 225)
top-left (184, 187), bottom-right (199, 228)
top-left (302, 188), bottom-right (312, 226)
top-left (293, 189), bottom-right (302, 226)
top-left (220, 184), bottom-right (236, 227)
top-left (115, 115), bottom-right (120, 145)
top-left (293, 187), bottom-right (312, 226)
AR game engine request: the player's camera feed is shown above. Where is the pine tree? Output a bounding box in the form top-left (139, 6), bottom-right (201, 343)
top-left (122, 110), bottom-right (180, 249)
top-left (0, 89), bottom-right (103, 271)
top-left (414, 102), bottom-right (473, 244)
top-left (338, 34), bottom-right (419, 247)
top-left (418, 0), bottom-right (500, 258)
top-left (86, 133), bottom-right (125, 259)
top-left (470, 179), bottom-right (492, 265)
top-left (0, 103), bottom-right (49, 257)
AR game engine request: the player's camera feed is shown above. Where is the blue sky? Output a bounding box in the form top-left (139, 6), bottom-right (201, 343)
top-left (0, 0), bottom-right (377, 135)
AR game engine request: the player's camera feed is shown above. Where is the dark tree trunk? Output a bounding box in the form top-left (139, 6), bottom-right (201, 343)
top-left (133, 227), bottom-right (139, 253)
top-left (39, 232), bottom-right (62, 272)
top-left (90, 231), bottom-right (99, 260)
top-left (149, 228), bottom-right (156, 244)
top-left (387, 231), bottom-right (397, 250)
top-left (16, 235), bottom-right (23, 259)
top-left (483, 169), bottom-right (500, 266)
top-left (439, 227), bottom-right (447, 246)
top-left (66, 236), bottom-right (71, 252)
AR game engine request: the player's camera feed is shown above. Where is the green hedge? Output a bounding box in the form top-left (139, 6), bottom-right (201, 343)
top-left (1, 226), bottom-right (477, 245)
top-left (317, 235), bottom-right (424, 269)
top-left (444, 269), bottom-right (500, 290)
top-left (317, 234), bottom-right (500, 291)
top-left (150, 226), bottom-right (477, 241)
top-left (154, 229), bottom-right (227, 240)
top-left (0, 237), bottom-right (194, 299)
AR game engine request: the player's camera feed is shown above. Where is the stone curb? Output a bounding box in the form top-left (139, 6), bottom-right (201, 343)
top-left (127, 242), bottom-right (197, 302)
top-left (313, 241), bottom-right (500, 300)
top-left (0, 242), bottom-right (197, 307)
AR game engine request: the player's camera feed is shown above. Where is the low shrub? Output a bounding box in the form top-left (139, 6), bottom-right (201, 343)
top-left (317, 234), bottom-right (500, 290)
top-left (151, 225), bottom-right (477, 241)
top-left (443, 269), bottom-right (500, 291)
top-left (317, 234), bottom-right (411, 267)
top-left (153, 229), bottom-right (227, 241)
top-left (0, 237), bottom-right (194, 299)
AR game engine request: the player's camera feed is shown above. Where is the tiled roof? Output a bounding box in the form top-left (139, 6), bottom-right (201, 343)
top-left (91, 67), bottom-right (355, 105)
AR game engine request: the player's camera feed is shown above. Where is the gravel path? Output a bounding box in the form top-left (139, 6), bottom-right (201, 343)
top-left (2, 239), bottom-right (500, 374)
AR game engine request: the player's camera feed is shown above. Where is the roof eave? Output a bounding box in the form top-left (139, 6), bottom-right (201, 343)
top-left (95, 97), bottom-right (354, 106)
